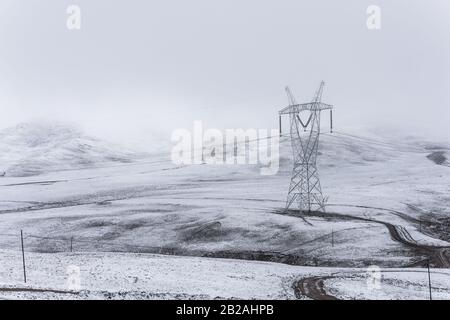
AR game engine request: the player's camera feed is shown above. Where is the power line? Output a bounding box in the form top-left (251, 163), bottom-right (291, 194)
top-left (32, 133), bottom-right (291, 174)
top-left (330, 131), bottom-right (425, 152)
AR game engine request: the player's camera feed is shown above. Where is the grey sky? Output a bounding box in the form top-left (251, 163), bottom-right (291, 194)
top-left (0, 0), bottom-right (449, 143)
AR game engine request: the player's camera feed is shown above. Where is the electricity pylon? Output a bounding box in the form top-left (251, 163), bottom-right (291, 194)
top-left (278, 81), bottom-right (333, 213)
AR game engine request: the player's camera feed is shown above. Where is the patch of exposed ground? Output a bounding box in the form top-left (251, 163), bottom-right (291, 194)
top-left (427, 151), bottom-right (447, 165)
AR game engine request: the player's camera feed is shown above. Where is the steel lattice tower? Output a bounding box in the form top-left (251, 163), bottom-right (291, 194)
top-left (278, 81), bottom-right (333, 213)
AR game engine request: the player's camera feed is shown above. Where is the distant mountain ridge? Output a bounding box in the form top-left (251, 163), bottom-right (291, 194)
top-left (0, 123), bottom-right (146, 177)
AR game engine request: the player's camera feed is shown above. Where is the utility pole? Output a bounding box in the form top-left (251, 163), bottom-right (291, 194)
top-left (278, 81), bottom-right (333, 213)
top-left (330, 110), bottom-right (333, 133)
top-left (20, 230), bottom-right (27, 283)
top-left (331, 229), bottom-right (334, 247)
top-left (279, 115), bottom-right (282, 137)
top-left (427, 259), bottom-right (432, 300)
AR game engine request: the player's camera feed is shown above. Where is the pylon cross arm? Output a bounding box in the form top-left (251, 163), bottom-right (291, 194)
top-left (279, 102), bottom-right (333, 115)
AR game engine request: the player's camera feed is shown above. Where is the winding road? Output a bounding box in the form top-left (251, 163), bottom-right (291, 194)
top-left (291, 205), bottom-right (450, 300)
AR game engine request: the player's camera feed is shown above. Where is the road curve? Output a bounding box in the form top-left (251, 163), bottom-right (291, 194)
top-left (290, 206), bottom-right (450, 300)
top-left (294, 276), bottom-right (338, 300)
top-left (292, 207), bottom-right (450, 268)
top-left (436, 248), bottom-right (450, 268)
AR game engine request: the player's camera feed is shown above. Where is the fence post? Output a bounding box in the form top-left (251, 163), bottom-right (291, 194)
top-left (20, 230), bottom-right (27, 283)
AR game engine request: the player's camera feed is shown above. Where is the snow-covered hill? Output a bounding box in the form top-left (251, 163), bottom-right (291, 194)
top-left (0, 124), bottom-right (448, 299)
top-left (0, 123), bottom-right (146, 177)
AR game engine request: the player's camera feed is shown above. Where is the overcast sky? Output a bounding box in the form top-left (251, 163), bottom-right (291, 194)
top-left (0, 0), bottom-right (449, 143)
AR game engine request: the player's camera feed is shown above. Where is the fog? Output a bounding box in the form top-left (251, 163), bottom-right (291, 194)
top-left (0, 0), bottom-right (449, 146)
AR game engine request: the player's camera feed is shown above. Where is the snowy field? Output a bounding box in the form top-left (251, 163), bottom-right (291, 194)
top-left (1, 250), bottom-right (449, 300)
top-left (0, 123), bottom-right (449, 299)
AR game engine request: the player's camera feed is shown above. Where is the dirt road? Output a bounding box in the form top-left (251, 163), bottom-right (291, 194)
top-left (293, 207), bottom-right (450, 268)
top-left (294, 276), bottom-right (338, 300)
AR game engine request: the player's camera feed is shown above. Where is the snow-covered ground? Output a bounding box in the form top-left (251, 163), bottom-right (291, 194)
top-left (0, 123), bottom-right (449, 299)
top-left (0, 250), bottom-right (449, 300)
top-left (0, 123), bottom-right (147, 177)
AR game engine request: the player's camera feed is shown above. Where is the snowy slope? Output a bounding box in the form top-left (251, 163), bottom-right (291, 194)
top-left (0, 123), bottom-right (146, 177)
top-left (0, 124), bottom-right (449, 299)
